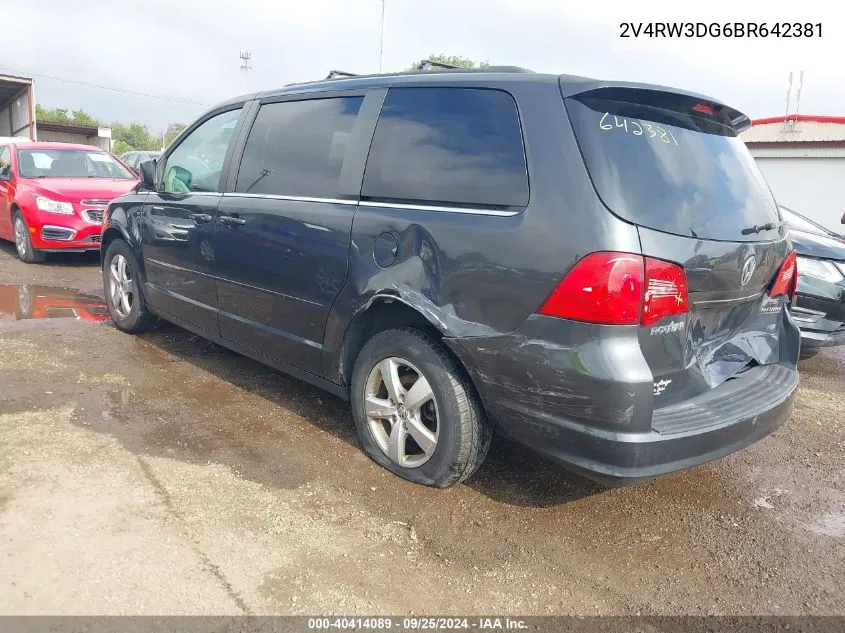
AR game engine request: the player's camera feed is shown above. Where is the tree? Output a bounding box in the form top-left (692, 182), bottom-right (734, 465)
top-left (163, 122), bottom-right (187, 148)
top-left (111, 121), bottom-right (160, 155)
top-left (70, 109), bottom-right (99, 126)
top-left (35, 103), bottom-right (189, 156)
top-left (35, 104), bottom-right (70, 122)
top-left (36, 105), bottom-right (100, 125)
top-left (406, 53), bottom-right (490, 71)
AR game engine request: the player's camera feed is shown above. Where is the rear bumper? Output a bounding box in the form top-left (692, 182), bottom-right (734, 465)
top-left (492, 365), bottom-right (797, 486)
top-left (447, 314), bottom-right (799, 487)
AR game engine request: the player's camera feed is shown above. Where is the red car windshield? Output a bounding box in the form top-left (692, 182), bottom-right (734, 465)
top-left (18, 148), bottom-right (135, 179)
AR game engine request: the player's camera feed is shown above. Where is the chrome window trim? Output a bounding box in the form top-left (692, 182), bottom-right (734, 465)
top-left (358, 200), bottom-right (520, 217)
top-left (222, 192), bottom-right (355, 205)
top-left (221, 192), bottom-right (519, 216)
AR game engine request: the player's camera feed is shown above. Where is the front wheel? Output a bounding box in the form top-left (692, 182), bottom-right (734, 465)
top-left (350, 327), bottom-right (491, 487)
top-left (102, 239), bottom-right (159, 333)
top-left (13, 212), bottom-right (46, 263)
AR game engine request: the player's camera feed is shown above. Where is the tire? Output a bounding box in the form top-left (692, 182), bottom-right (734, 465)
top-left (12, 211), bottom-right (46, 263)
top-left (102, 239), bottom-right (159, 333)
top-left (350, 327), bottom-right (491, 488)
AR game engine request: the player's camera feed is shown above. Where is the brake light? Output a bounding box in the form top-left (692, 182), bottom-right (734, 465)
top-left (769, 250), bottom-right (797, 299)
top-left (538, 252), bottom-right (689, 326)
top-left (538, 252), bottom-right (643, 324)
top-left (692, 103), bottom-right (715, 116)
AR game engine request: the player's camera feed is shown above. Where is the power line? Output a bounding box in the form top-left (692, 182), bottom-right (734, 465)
top-left (0, 66), bottom-right (210, 106)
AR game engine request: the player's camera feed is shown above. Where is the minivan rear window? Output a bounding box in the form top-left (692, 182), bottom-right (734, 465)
top-left (567, 97), bottom-right (780, 241)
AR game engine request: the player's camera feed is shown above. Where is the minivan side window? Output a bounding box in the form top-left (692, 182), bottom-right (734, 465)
top-left (161, 108), bottom-right (242, 194)
top-left (362, 87), bottom-right (528, 209)
top-left (234, 97), bottom-right (364, 199)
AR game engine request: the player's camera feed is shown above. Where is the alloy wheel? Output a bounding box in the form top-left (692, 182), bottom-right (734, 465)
top-left (108, 254), bottom-right (135, 318)
top-left (364, 356), bottom-right (439, 468)
top-left (14, 217), bottom-right (27, 258)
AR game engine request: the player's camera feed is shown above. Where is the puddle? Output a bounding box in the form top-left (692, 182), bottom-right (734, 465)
top-left (805, 511), bottom-right (845, 538)
top-left (0, 284), bottom-right (108, 322)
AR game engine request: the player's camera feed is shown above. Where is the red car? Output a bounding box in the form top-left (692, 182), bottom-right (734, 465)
top-left (0, 141), bottom-right (139, 263)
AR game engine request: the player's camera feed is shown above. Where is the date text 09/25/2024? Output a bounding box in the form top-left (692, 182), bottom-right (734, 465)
top-left (620, 22), bottom-right (822, 38)
top-left (307, 617), bottom-right (528, 630)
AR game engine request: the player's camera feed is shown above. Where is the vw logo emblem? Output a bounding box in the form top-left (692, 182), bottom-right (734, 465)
top-left (740, 254), bottom-right (757, 287)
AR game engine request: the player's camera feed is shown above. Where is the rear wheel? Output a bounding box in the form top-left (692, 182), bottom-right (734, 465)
top-left (350, 327), bottom-right (491, 487)
top-left (13, 212), bottom-right (46, 263)
top-left (102, 239), bottom-right (159, 333)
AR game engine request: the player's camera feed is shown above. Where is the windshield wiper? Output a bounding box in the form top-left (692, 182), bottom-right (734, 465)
top-left (741, 220), bottom-right (786, 235)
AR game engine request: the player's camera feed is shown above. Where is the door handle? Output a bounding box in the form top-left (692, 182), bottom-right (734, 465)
top-left (219, 215), bottom-right (246, 226)
top-left (190, 213), bottom-right (213, 224)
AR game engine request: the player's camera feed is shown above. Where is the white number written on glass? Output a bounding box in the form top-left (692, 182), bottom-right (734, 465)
top-left (599, 113), bottom-right (678, 146)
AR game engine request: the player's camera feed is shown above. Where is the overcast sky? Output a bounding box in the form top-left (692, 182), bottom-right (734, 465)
top-left (2, 0), bottom-right (842, 133)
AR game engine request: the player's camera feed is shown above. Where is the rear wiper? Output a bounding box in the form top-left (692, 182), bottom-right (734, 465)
top-left (741, 220), bottom-right (786, 235)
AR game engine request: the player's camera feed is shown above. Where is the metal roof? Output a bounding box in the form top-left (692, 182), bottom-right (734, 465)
top-left (35, 120), bottom-right (101, 135)
top-left (741, 115), bottom-right (845, 143)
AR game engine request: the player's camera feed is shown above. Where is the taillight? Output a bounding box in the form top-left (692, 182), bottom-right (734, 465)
top-left (642, 257), bottom-right (689, 326)
top-left (768, 250), bottom-right (797, 300)
top-left (538, 252), bottom-right (642, 325)
top-left (538, 252), bottom-right (689, 326)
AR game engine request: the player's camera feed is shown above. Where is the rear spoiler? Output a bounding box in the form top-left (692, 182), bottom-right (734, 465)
top-left (559, 78), bottom-right (751, 134)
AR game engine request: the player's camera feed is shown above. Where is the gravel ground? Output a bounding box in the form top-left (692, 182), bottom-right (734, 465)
top-left (0, 242), bottom-right (842, 615)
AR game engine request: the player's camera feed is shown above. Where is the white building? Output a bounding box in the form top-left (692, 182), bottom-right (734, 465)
top-left (741, 115), bottom-right (845, 233)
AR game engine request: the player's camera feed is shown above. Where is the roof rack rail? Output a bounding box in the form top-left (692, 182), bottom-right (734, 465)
top-left (414, 59), bottom-right (461, 71)
top-left (326, 70), bottom-right (359, 79)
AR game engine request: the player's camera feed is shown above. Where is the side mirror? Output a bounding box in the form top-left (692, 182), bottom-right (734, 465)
top-left (138, 159), bottom-right (157, 190)
top-left (0, 165), bottom-right (11, 181)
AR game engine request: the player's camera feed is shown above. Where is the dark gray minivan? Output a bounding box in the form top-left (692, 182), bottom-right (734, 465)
top-left (100, 67), bottom-right (800, 488)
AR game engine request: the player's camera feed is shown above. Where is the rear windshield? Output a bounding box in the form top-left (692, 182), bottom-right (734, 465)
top-left (18, 148), bottom-right (134, 180)
top-left (567, 97), bottom-right (780, 241)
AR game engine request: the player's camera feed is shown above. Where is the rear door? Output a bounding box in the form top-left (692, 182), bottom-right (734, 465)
top-left (213, 90), bottom-right (375, 375)
top-left (140, 106), bottom-right (245, 334)
top-left (565, 89), bottom-right (797, 404)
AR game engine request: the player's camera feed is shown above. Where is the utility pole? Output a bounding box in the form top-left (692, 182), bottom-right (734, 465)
top-left (379, 0), bottom-right (386, 72)
top-left (240, 50), bottom-right (252, 94)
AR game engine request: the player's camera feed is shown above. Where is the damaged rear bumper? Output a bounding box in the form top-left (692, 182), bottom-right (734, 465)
top-left (490, 364), bottom-right (796, 487)
top-left (446, 314), bottom-right (799, 487)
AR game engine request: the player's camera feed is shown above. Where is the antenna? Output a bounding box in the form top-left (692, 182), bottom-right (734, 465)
top-left (239, 50), bottom-right (252, 94)
top-left (783, 71), bottom-right (793, 129)
top-left (379, 0), bottom-right (387, 73)
top-left (794, 70), bottom-right (804, 119)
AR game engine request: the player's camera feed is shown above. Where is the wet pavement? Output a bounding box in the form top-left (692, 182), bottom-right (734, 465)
top-left (0, 241), bottom-right (843, 615)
